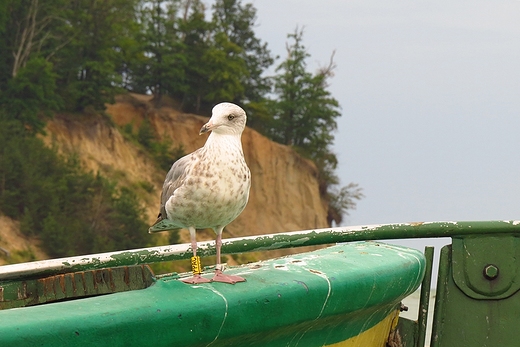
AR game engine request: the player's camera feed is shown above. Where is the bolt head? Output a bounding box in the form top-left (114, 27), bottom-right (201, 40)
top-left (484, 264), bottom-right (499, 280)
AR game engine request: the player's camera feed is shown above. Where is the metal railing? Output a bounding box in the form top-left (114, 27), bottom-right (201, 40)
top-left (1, 220), bottom-right (520, 347)
top-left (1, 220), bottom-right (518, 280)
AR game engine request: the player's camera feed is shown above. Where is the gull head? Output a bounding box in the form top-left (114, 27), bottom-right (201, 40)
top-left (199, 102), bottom-right (247, 136)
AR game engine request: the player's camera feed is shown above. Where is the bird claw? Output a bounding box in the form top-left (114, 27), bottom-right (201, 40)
top-left (211, 269), bottom-right (246, 284)
top-left (180, 274), bottom-right (211, 284)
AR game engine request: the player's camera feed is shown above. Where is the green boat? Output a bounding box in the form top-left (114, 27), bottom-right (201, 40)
top-left (1, 220), bottom-right (519, 346)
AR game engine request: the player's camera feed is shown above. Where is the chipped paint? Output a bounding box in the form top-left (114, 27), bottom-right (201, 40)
top-left (1, 220), bottom-right (520, 281)
top-left (0, 242), bottom-right (425, 346)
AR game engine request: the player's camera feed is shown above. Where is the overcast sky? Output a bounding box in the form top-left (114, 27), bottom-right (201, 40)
top-left (250, 1), bottom-right (520, 269)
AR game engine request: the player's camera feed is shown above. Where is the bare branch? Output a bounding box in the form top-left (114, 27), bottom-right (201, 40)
top-left (318, 50), bottom-right (336, 78)
top-left (45, 31), bottom-right (78, 61)
top-left (11, 0), bottom-right (73, 77)
top-left (12, 0), bottom-right (39, 77)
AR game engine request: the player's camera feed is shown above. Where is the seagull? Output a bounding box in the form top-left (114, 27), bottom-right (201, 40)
top-left (150, 102), bottom-right (251, 284)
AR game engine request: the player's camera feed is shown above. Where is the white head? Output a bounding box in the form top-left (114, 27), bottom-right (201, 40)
top-left (199, 103), bottom-right (247, 136)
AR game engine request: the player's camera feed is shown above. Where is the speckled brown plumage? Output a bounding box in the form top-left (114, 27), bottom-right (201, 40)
top-left (150, 102), bottom-right (251, 284)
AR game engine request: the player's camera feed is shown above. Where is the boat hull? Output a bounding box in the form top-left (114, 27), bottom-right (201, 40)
top-left (0, 241), bottom-right (424, 346)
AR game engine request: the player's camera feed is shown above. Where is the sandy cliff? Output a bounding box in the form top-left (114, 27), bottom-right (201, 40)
top-left (1, 93), bottom-right (329, 264)
top-left (106, 94), bottom-right (329, 236)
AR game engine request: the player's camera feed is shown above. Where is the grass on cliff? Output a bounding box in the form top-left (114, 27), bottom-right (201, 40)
top-left (119, 117), bottom-right (186, 172)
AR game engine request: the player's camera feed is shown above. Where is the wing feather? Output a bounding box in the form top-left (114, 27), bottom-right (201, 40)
top-left (152, 150), bottom-right (200, 225)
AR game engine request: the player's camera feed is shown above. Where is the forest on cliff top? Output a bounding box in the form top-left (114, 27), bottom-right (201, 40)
top-left (0, 0), bottom-right (362, 259)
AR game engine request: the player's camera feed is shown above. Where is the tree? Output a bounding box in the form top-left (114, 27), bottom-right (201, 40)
top-left (328, 183), bottom-right (364, 226)
top-left (0, 0), bottom-right (363, 227)
top-left (268, 28), bottom-right (362, 226)
top-left (0, 1), bottom-right (9, 82)
top-left (211, 0), bottom-right (274, 124)
top-left (130, 0), bottom-right (186, 105)
top-left (10, 0), bottom-right (48, 78)
top-left (0, 115), bottom-right (149, 257)
top-left (6, 0), bottom-right (72, 78)
top-left (268, 28), bottom-right (340, 159)
top-left (201, 31), bottom-right (247, 106)
top-left (161, 0), bottom-right (265, 113)
top-left (52, 0), bottom-right (139, 111)
top-left (2, 57), bottom-right (61, 133)
top-left (126, 0), bottom-right (273, 114)
top-left (172, 0), bottom-right (212, 112)
top-left (0, 0), bottom-right (66, 132)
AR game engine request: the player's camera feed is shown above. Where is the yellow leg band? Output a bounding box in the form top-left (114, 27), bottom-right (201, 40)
top-left (190, 256), bottom-right (202, 275)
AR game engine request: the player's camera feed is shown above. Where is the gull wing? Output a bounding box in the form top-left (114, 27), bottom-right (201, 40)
top-left (150, 150), bottom-right (199, 229)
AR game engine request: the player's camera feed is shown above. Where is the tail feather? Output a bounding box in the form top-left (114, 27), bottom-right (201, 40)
top-left (148, 213), bottom-right (180, 233)
top-left (152, 213), bottom-right (163, 226)
top-left (148, 213), bottom-right (164, 233)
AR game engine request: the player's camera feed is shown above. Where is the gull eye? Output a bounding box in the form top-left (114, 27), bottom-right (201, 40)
top-left (227, 115), bottom-right (235, 120)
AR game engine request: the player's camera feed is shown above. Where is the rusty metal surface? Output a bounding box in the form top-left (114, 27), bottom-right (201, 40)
top-left (0, 265), bottom-right (154, 309)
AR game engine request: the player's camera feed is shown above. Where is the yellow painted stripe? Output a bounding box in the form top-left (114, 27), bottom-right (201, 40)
top-left (325, 309), bottom-right (400, 347)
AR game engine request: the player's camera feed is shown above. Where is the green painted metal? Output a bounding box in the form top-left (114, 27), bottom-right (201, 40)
top-left (452, 235), bottom-right (520, 299)
top-left (1, 220), bottom-right (519, 281)
top-left (431, 240), bottom-right (520, 347)
top-left (429, 244), bottom-right (449, 347)
top-left (2, 219), bottom-right (520, 346)
top-left (392, 246), bottom-right (434, 347)
top-left (417, 246), bottom-right (434, 347)
top-left (0, 242), bottom-right (425, 347)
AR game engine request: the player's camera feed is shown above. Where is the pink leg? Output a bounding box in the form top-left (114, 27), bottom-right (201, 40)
top-left (211, 228), bottom-right (245, 284)
top-left (180, 227), bottom-right (210, 284)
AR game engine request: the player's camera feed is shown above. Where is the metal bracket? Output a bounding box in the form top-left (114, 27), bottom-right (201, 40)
top-left (451, 235), bottom-right (520, 299)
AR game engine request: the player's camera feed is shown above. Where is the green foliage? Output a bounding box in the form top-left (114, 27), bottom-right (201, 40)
top-left (0, 0), bottom-right (12, 88)
top-left (202, 31), bottom-right (247, 105)
top-left (53, 0), bottom-right (138, 111)
top-left (0, 0), bottom-right (130, 112)
top-left (9, 249), bottom-right (36, 264)
top-left (266, 28), bottom-right (362, 225)
top-left (168, 230), bottom-right (181, 245)
top-left (175, 0), bottom-right (215, 112)
top-left (137, 181), bottom-right (155, 193)
top-left (1, 58), bottom-right (61, 133)
top-left (0, 0), bottom-right (362, 227)
top-left (137, 119), bottom-right (155, 148)
top-left (0, 115), bottom-right (149, 258)
top-left (150, 140), bottom-right (186, 171)
top-left (131, 119), bottom-right (186, 170)
top-left (327, 183), bottom-right (365, 226)
top-left (126, 0), bottom-right (270, 113)
top-left (129, 0), bottom-right (187, 103)
top-left (211, 0), bottom-right (273, 103)
top-left (267, 29), bottom-right (340, 152)
top-left (0, 0), bottom-right (273, 114)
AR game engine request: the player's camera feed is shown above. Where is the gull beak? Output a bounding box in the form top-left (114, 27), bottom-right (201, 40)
top-left (199, 120), bottom-right (214, 135)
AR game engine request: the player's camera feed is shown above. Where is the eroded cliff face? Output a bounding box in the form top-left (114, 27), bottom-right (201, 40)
top-left (2, 94), bottom-right (328, 263)
top-left (0, 215), bottom-right (48, 265)
top-left (103, 94), bottom-right (329, 236)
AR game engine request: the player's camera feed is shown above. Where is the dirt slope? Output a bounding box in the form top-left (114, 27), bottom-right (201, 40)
top-left (1, 94), bottom-right (329, 264)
